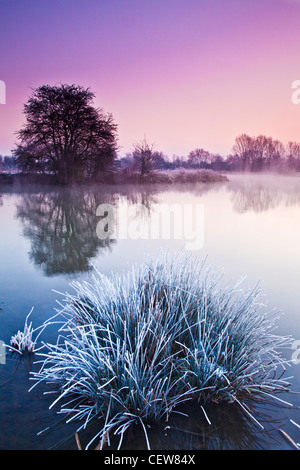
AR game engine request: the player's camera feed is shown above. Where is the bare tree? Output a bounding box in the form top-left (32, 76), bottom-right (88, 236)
top-left (286, 141), bottom-right (300, 170)
top-left (187, 148), bottom-right (211, 167)
top-left (287, 141), bottom-right (300, 159)
top-left (232, 134), bottom-right (254, 171)
top-left (232, 134), bottom-right (286, 171)
top-left (132, 138), bottom-right (157, 176)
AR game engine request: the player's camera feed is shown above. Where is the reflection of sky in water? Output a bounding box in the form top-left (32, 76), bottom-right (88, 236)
top-left (0, 174), bottom-right (300, 449)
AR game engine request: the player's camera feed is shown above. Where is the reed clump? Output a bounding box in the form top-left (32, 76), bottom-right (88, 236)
top-left (30, 253), bottom-right (292, 449)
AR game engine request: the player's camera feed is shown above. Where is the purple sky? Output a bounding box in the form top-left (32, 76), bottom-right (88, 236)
top-left (1, 0), bottom-right (300, 157)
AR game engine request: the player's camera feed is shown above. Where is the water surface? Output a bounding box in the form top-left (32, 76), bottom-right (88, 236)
top-left (0, 173), bottom-right (300, 449)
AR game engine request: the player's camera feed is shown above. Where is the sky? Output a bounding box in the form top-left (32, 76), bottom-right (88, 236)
top-left (1, 0), bottom-right (300, 158)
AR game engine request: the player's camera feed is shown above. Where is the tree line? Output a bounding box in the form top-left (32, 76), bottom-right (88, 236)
top-left (0, 155), bottom-right (17, 172)
top-left (116, 136), bottom-right (300, 176)
top-left (1, 83), bottom-right (299, 182)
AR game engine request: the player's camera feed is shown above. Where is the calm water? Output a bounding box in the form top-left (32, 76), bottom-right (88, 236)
top-left (0, 173), bottom-right (300, 450)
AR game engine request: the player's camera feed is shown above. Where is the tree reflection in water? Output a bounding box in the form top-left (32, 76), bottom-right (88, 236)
top-left (15, 188), bottom-right (118, 276)
top-left (15, 187), bottom-right (158, 276)
top-left (228, 175), bottom-right (300, 213)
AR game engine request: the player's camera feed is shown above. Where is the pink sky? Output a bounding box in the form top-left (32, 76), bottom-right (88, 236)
top-left (1, 0), bottom-right (300, 157)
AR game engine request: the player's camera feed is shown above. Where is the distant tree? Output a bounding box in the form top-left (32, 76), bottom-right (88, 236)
top-left (286, 141), bottom-right (300, 170)
top-left (251, 135), bottom-right (270, 170)
top-left (117, 153), bottom-right (136, 172)
top-left (132, 138), bottom-right (157, 176)
top-left (232, 134), bottom-right (286, 171)
top-left (268, 139), bottom-right (285, 169)
top-left (287, 141), bottom-right (300, 159)
top-left (171, 155), bottom-right (187, 169)
top-left (118, 148), bottom-right (170, 174)
top-left (187, 148), bottom-right (211, 168)
top-left (3, 155), bottom-right (18, 171)
top-left (232, 134), bottom-right (254, 171)
top-left (210, 154), bottom-right (229, 171)
top-left (13, 84), bottom-right (118, 184)
top-left (0, 155), bottom-right (18, 173)
top-left (151, 151), bottom-right (170, 170)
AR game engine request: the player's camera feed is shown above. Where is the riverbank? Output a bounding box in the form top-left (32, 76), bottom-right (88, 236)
top-left (0, 173), bottom-right (60, 185)
top-left (0, 169), bottom-right (227, 186)
top-left (114, 168), bottom-right (228, 184)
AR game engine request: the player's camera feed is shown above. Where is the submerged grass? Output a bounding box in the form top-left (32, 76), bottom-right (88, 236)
top-left (29, 253), bottom-right (293, 449)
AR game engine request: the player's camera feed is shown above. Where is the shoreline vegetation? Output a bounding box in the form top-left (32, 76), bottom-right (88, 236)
top-left (0, 168), bottom-right (228, 186)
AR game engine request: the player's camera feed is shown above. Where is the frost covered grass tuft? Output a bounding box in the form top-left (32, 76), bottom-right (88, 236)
top-left (10, 308), bottom-right (39, 354)
top-left (29, 253), bottom-right (293, 449)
